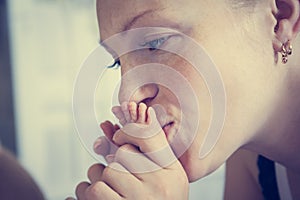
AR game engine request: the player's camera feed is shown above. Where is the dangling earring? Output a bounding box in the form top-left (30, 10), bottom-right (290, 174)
top-left (281, 40), bottom-right (292, 64)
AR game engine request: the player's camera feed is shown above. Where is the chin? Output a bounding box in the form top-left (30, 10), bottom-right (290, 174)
top-left (179, 151), bottom-right (211, 182)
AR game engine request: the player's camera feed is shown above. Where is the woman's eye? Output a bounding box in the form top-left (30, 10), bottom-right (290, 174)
top-left (141, 36), bottom-right (169, 51)
top-left (106, 59), bottom-right (121, 69)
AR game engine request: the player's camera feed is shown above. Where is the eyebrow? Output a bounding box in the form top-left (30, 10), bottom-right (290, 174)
top-left (99, 7), bottom-right (184, 56)
top-left (99, 9), bottom-right (159, 53)
top-left (122, 9), bottom-right (158, 32)
top-left (99, 9), bottom-right (156, 45)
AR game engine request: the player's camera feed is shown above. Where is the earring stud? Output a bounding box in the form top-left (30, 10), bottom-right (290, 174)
top-left (281, 40), bottom-right (292, 64)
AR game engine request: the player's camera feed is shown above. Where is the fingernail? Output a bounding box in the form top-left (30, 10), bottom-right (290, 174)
top-left (100, 121), bottom-right (108, 127)
top-left (100, 122), bottom-right (105, 128)
top-left (106, 154), bottom-right (115, 163)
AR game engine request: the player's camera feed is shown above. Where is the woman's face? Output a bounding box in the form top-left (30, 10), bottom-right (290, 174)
top-left (97, 0), bottom-right (282, 181)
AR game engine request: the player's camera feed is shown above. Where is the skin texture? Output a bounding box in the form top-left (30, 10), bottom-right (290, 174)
top-left (69, 103), bottom-right (189, 200)
top-left (69, 0), bottom-right (300, 199)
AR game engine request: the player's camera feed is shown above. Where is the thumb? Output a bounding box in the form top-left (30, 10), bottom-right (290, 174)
top-left (93, 121), bottom-right (119, 157)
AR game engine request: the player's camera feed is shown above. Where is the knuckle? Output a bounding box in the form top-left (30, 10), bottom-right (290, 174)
top-left (86, 182), bottom-right (106, 199)
top-left (117, 144), bottom-right (138, 155)
top-left (120, 143), bottom-right (134, 151)
top-left (108, 162), bottom-right (128, 173)
top-left (101, 166), bottom-right (114, 181)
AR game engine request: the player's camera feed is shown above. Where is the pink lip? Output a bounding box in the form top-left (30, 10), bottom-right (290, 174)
top-left (162, 122), bottom-right (174, 137)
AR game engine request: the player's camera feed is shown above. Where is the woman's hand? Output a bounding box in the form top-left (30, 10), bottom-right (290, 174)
top-left (74, 143), bottom-right (189, 200)
top-left (71, 103), bottom-right (189, 200)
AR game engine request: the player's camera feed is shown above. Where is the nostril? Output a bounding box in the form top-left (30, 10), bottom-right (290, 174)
top-left (119, 83), bottom-right (159, 106)
top-left (141, 97), bottom-right (154, 105)
top-left (138, 84), bottom-right (159, 105)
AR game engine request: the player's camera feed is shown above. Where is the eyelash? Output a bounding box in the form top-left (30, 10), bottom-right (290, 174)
top-left (141, 36), bottom-right (169, 51)
top-left (106, 36), bottom-right (170, 68)
top-left (106, 59), bottom-right (121, 69)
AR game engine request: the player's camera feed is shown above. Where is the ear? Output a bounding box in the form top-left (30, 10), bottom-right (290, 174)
top-left (272, 0), bottom-right (300, 51)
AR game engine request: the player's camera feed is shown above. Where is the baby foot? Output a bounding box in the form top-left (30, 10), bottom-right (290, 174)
top-left (128, 101), bottom-right (137, 122)
top-left (112, 101), bottom-right (165, 141)
top-left (126, 101), bottom-right (153, 126)
top-left (112, 101), bottom-right (150, 125)
top-left (130, 102), bottom-right (148, 124)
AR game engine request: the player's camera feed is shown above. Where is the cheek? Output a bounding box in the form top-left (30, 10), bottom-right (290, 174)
top-left (166, 55), bottom-right (212, 131)
top-left (197, 18), bottom-right (278, 136)
top-left (166, 57), bottom-right (214, 172)
top-left (175, 31), bottom-right (278, 179)
top-left (215, 48), bottom-right (276, 135)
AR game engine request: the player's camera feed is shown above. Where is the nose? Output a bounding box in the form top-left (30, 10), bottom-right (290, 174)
top-left (119, 83), bottom-right (159, 105)
top-left (117, 55), bottom-right (159, 105)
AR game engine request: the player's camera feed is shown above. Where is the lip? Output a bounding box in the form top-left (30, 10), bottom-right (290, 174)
top-left (162, 121), bottom-right (175, 138)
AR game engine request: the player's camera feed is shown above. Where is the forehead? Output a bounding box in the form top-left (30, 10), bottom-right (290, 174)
top-left (96, 0), bottom-right (200, 41)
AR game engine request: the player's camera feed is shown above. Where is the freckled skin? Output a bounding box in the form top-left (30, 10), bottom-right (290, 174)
top-left (97, 0), bottom-right (300, 181)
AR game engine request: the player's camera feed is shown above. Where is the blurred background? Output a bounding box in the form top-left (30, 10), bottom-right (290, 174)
top-left (0, 0), bottom-right (224, 199)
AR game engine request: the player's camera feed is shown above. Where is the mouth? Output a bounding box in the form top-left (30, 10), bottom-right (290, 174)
top-left (162, 121), bottom-right (175, 138)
